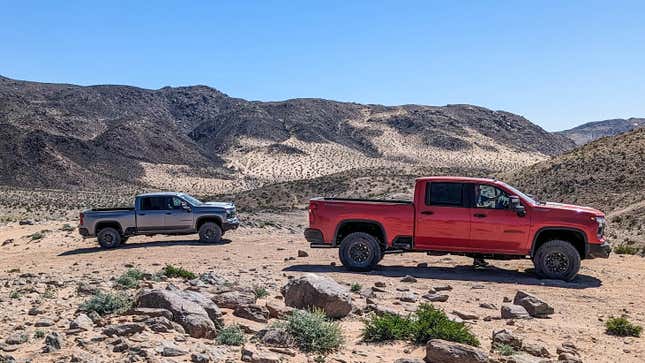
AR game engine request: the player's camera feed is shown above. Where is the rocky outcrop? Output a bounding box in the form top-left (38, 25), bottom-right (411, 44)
top-left (281, 274), bottom-right (352, 318)
top-left (425, 339), bottom-right (488, 363)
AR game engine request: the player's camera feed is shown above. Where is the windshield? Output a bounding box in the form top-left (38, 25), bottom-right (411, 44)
top-left (180, 193), bottom-right (202, 206)
top-left (500, 182), bottom-right (538, 205)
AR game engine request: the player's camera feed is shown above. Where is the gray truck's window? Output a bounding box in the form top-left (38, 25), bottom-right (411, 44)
top-left (140, 197), bottom-right (166, 210)
top-left (475, 184), bottom-right (510, 209)
top-left (427, 182), bottom-right (463, 207)
top-left (169, 197), bottom-right (184, 209)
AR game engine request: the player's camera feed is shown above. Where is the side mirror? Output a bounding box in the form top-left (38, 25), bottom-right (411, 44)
top-left (510, 196), bottom-right (526, 217)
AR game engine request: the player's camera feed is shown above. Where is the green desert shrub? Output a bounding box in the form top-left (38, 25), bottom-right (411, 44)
top-left (361, 303), bottom-right (479, 347)
top-left (253, 286), bottom-right (269, 299)
top-left (217, 325), bottom-right (245, 346)
top-left (606, 316), bottom-right (642, 337)
top-left (613, 244), bottom-right (641, 255)
top-left (162, 264), bottom-right (196, 279)
top-left (80, 292), bottom-right (132, 316)
top-left (115, 268), bottom-right (145, 289)
top-left (350, 283), bottom-right (362, 293)
top-left (283, 309), bottom-right (344, 354)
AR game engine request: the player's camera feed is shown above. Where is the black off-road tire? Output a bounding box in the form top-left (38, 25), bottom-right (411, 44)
top-left (533, 240), bottom-right (581, 281)
top-left (97, 227), bottom-right (122, 249)
top-left (198, 222), bottom-right (222, 243)
top-left (339, 232), bottom-right (380, 271)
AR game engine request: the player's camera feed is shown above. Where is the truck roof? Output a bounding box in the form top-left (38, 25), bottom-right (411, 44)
top-left (415, 176), bottom-right (498, 183)
top-left (136, 192), bottom-right (185, 197)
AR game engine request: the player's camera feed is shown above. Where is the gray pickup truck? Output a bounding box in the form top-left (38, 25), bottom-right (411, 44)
top-left (78, 192), bottom-right (239, 248)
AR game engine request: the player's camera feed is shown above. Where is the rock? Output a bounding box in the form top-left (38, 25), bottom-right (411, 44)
top-left (34, 318), bottom-right (55, 327)
top-left (521, 342), bottom-right (551, 357)
top-left (70, 314), bottom-right (94, 331)
top-left (241, 345), bottom-right (281, 363)
top-left (400, 293), bottom-right (418, 303)
top-left (280, 273), bottom-right (352, 318)
top-left (256, 327), bottom-right (294, 347)
top-left (417, 262), bottom-right (428, 268)
top-left (199, 271), bottom-right (229, 286)
top-left (212, 290), bottom-right (257, 309)
top-left (1, 239), bottom-right (13, 246)
top-left (146, 316), bottom-right (177, 333)
top-left (513, 291), bottom-right (554, 318)
top-left (374, 281), bottom-right (386, 287)
top-left (5, 332), bottom-right (27, 345)
top-left (103, 323), bottom-right (145, 337)
top-left (503, 352), bottom-right (545, 363)
top-left (234, 304), bottom-right (270, 323)
top-left (558, 352), bottom-right (582, 363)
top-left (425, 339), bottom-right (488, 363)
top-left (19, 220), bottom-right (33, 225)
top-left (479, 303), bottom-right (496, 310)
top-left (265, 301), bottom-right (294, 319)
top-left (43, 332), bottom-right (63, 352)
top-left (191, 353), bottom-right (211, 363)
top-left (452, 310), bottom-right (479, 320)
top-left (394, 359), bottom-right (424, 363)
top-left (492, 329), bottom-right (522, 349)
top-left (422, 293), bottom-right (449, 302)
top-left (136, 288), bottom-right (219, 338)
top-left (28, 307), bottom-right (43, 315)
top-left (0, 354), bottom-right (15, 363)
top-left (297, 250), bottom-right (308, 257)
top-left (129, 307), bottom-right (174, 320)
top-left (400, 275), bottom-right (417, 283)
top-left (500, 304), bottom-right (530, 319)
top-left (174, 288), bottom-right (224, 324)
top-left (434, 285), bottom-right (453, 291)
top-left (161, 346), bottom-right (188, 357)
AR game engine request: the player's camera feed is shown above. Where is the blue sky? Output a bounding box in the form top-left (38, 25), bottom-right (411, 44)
top-left (1, 1), bottom-right (643, 131)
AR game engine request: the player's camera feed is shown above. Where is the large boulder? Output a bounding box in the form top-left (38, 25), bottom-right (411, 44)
top-left (425, 339), bottom-right (488, 363)
top-left (212, 290), bottom-right (257, 309)
top-left (280, 273), bottom-right (352, 318)
top-left (136, 288), bottom-right (220, 338)
top-left (500, 304), bottom-right (531, 319)
top-left (492, 329), bottom-right (522, 349)
top-left (513, 291), bottom-right (554, 318)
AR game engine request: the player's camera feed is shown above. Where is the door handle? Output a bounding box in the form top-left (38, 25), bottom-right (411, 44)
top-left (421, 211), bottom-right (434, 215)
top-left (165, 212), bottom-right (172, 215)
top-left (138, 213), bottom-right (146, 216)
top-left (473, 213), bottom-right (487, 218)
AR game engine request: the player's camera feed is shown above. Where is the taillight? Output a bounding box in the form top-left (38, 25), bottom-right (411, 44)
top-left (309, 203), bottom-right (317, 224)
top-left (79, 212), bottom-right (84, 226)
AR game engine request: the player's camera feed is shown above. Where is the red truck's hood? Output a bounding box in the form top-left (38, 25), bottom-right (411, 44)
top-left (542, 202), bottom-right (604, 216)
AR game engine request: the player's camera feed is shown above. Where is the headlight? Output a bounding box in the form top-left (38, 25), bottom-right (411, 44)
top-left (595, 216), bottom-right (606, 237)
top-left (226, 209), bottom-right (237, 219)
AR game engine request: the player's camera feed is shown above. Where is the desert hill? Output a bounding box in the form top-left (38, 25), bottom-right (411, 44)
top-left (557, 117), bottom-right (645, 145)
top-left (0, 76), bottom-right (573, 192)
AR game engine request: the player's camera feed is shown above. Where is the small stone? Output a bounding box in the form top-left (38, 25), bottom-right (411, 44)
top-left (35, 318), bottom-right (55, 327)
top-left (191, 353), bottom-right (211, 363)
top-left (161, 346), bottom-right (188, 357)
top-left (422, 293), bottom-right (449, 302)
top-left (500, 304), bottom-right (530, 319)
top-left (492, 329), bottom-right (522, 349)
top-left (399, 293), bottom-right (418, 303)
top-left (70, 314), bottom-right (94, 331)
top-left (400, 275), bottom-right (417, 283)
top-left (434, 285), bottom-right (452, 291)
top-left (297, 250), bottom-right (308, 257)
top-left (452, 310), bottom-right (479, 320)
top-left (374, 281), bottom-right (386, 287)
top-left (479, 303), bottom-right (496, 310)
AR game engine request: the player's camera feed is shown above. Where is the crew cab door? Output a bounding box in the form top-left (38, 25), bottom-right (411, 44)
top-left (137, 196), bottom-right (167, 231)
top-left (414, 181), bottom-right (471, 250)
top-left (469, 183), bottom-right (530, 253)
top-left (163, 196), bottom-right (194, 231)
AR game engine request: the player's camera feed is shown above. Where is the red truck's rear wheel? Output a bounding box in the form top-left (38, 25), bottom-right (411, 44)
top-left (339, 232), bottom-right (380, 271)
top-left (533, 240), bottom-right (581, 281)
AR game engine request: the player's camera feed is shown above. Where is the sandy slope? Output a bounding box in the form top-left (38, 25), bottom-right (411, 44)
top-left (0, 216), bottom-right (643, 362)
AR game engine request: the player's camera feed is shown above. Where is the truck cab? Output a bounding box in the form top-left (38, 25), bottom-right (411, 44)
top-left (305, 176), bottom-right (611, 281)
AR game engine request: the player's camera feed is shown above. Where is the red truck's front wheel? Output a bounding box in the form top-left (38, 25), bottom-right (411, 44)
top-left (533, 240), bottom-right (581, 281)
top-left (339, 232), bottom-right (380, 271)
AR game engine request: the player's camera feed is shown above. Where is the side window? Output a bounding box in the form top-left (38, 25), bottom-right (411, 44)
top-left (426, 182), bottom-right (464, 207)
top-left (475, 184), bottom-right (510, 209)
top-left (140, 197), bottom-right (166, 210)
top-left (169, 197), bottom-right (184, 209)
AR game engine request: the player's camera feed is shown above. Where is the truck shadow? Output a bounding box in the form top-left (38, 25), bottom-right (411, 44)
top-left (283, 264), bottom-right (602, 289)
top-left (58, 239), bottom-right (232, 256)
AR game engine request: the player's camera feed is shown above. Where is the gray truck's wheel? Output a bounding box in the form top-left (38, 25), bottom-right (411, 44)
top-left (97, 227), bottom-right (122, 249)
top-left (339, 232), bottom-right (380, 271)
top-left (199, 222), bottom-right (222, 243)
top-left (533, 240), bottom-right (581, 281)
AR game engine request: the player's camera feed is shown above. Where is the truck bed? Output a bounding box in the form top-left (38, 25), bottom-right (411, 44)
top-left (87, 207), bottom-right (134, 212)
top-left (309, 197), bottom-right (415, 246)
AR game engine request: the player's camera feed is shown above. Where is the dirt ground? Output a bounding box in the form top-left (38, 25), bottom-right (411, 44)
top-left (0, 214), bottom-right (643, 363)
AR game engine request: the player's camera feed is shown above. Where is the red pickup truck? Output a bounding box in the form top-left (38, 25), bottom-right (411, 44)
top-left (305, 176), bottom-right (611, 281)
